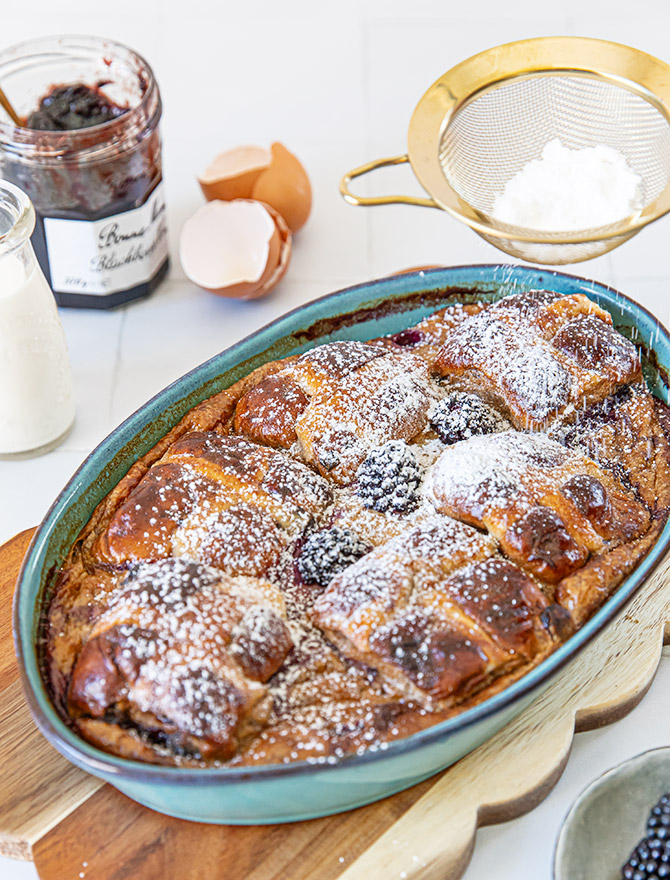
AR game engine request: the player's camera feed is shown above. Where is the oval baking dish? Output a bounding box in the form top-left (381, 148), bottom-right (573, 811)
top-left (13, 264), bottom-right (670, 824)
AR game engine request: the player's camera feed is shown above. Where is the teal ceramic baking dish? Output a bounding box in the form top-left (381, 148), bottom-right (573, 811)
top-left (13, 264), bottom-right (670, 824)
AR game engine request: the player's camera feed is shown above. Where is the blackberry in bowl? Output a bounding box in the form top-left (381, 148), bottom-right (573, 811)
top-left (555, 748), bottom-right (670, 880)
top-left (621, 794), bottom-right (670, 879)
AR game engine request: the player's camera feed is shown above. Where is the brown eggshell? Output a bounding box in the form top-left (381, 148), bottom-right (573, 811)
top-left (179, 199), bottom-right (292, 300)
top-left (213, 222), bottom-right (282, 300)
top-left (242, 203), bottom-right (292, 299)
top-left (198, 146), bottom-right (272, 202)
top-left (251, 142), bottom-right (312, 233)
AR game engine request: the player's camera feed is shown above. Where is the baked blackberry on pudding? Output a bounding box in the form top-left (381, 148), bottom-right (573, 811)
top-left (44, 289), bottom-right (670, 766)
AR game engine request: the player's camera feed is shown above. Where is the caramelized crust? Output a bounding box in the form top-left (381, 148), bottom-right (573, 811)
top-left (233, 375), bottom-right (309, 448)
top-left (99, 433), bottom-right (332, 574)
top-left (554, 521), bottom-right (666, 625)
top-left (555, 385), bottom-right (670, 512)
top-left (295, 350), bottom-right (434, 483)
top-left (427, 431), bottom-right (650, 585)
top-left (43, 291), bottom-right (669, 767)
top-left (313, 520), bottom-right (566, 707)
top-left (313, 517), bottom-right (496, 653)
top-left (552, 314), bottom-right (641, 383)
top-left (235, 341), bottom-right (436, 484)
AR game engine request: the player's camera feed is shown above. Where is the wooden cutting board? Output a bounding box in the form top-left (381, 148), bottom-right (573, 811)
top-left (2, 528), bottom-right (670, 880)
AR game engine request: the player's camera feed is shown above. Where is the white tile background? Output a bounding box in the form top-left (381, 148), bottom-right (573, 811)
top-left (1, 1), bottom-right (670, 877)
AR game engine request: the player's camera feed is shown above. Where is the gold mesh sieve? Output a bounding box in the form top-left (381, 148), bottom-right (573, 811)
top-left (340, 37), bottom-right (670, 264)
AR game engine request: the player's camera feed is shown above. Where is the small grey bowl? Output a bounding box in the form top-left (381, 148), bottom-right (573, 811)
top-left (554, 747), bottom-right (670, 880)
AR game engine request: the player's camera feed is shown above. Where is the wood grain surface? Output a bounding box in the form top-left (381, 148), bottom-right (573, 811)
top-left (1, 531), bottom-right (669, 879)
top-left (0, 530), bottom-right (102, 861)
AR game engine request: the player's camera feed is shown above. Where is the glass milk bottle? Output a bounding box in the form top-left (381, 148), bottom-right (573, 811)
top-left (0, 180), bottom-right (75, 456)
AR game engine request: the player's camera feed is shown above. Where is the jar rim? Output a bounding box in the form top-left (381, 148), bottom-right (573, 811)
top-left (0, 35), bottom-right (161, 164)
top-left (0, 180), bottom-right (35, 253)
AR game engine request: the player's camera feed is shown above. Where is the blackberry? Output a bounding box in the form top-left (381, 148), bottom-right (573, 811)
top-left (356, 441), bottom-right (422, 512)
top-left (297, 527), bottom-right (370, 587)
top-left (622, 794), bottom-right (670, 879)
top-left (430, 391), bottom-right (504, 445)
top-left (649, 797), bottom-right (670, 833)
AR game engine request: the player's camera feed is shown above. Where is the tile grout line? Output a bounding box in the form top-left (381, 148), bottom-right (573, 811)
top-left (361, 15), bottom-right (374, 276)
top-left (108, 307), bottom-right (129, 426)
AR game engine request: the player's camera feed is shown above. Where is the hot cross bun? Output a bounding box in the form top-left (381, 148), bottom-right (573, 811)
top-left (68, 558), bottom-right (292, 760)
top-left (434, 290), bottom-right (641, 429)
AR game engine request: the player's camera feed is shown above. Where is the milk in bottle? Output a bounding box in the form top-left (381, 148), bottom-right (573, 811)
top-left (0, 180), bottom-right (75, 456)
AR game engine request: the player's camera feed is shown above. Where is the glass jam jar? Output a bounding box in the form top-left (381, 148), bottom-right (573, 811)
top-left (0, 35), bottom-right (169, 309)
top-left (0, 180), bottom-right (75, 456)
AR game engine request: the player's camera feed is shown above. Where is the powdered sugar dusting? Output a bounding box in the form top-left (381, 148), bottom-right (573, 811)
top-left (439, 312), bottom-right (574, 423)
top-left (314, 516), bottom-right (496, 651)
top-left (49, 295), bottom-right (664, 767)
top-left (435, 290), bottom-right (637, 428)
top-left (83, 558), bottom-right (293, 757)
top-left (295, 350), bottom-right (436, 482)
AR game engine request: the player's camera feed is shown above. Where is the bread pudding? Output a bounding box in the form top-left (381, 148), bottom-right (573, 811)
top-left (42, 289), bottom-right (670, 766)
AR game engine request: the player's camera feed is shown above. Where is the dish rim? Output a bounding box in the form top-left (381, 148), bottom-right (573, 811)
top-left (14, 263), bottom-right (670, 784)
top-left (553, 745), bottom-right (670, 879)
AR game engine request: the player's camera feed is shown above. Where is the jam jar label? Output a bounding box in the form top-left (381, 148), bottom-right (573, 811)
top-left (43, 183), bottom-right (168, 297)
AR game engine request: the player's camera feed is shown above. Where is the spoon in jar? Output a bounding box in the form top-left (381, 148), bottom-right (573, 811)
top-left (0, 85), bottom-right (22, 127)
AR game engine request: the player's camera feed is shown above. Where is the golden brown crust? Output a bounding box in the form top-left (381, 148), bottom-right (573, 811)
top-left (312, 519), bottom-right (565, 708)
top-left (233, 341), bottom-right (436, 484)
top-left (426, 431), bottom-right (650, 585)
top-left (554, 517), bottom-right (667, 625)
top-left (434, 291), bottom-right (641, 430)
top-left (98, 433), bottom-right (332, 571)
top-left (43, 294), bottom-right (670, 767)
top-left (66, 559), bottom-right (292, 760)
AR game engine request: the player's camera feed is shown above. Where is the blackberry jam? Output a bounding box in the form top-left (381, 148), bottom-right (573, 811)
top-left (0, 36), bottom-right (168, 309)
top-left (25, 83), bottom-right (129, 131)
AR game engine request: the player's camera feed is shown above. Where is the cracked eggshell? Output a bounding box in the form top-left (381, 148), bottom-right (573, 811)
top-left (198, 146), bottom-right (272, 202)
top-left (179, 199), bottom-right (292, 300)
top-left (251, 142), bottom-right (312, 233)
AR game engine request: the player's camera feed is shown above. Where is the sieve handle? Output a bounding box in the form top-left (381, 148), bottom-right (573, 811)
top-left (339, 155), bottom-right (439, 208)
